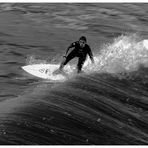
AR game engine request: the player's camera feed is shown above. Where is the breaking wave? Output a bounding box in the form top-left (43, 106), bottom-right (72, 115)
top-left (0, 34), bottom-right (148, 144)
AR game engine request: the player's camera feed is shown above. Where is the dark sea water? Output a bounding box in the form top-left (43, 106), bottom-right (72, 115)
top-left (0, 3), bottom-right (148, 145)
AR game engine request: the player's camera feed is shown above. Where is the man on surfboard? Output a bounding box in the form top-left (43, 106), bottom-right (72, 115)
top-left (58, 36), bottom-right (94, 73)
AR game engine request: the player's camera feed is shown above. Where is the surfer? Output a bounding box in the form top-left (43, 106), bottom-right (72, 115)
top-left (58, 36), bottom-right (94, 73)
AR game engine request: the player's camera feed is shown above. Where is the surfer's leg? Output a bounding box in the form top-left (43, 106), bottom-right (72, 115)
top-left (77, 56), bottom-right (86, 73)
top-left (59, 50), bottom-right (76, 71)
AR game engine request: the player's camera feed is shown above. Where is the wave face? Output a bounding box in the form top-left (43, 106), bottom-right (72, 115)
top-left (0, 72), bottom-right (148, 144)
top-left (0, 34), bottom-right (148, 144)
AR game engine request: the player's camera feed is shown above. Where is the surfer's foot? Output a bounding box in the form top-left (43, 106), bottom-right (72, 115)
top-left (53, 68), bottom-right (63, 75)
top-left (77, 70), bottom-right (84, 74)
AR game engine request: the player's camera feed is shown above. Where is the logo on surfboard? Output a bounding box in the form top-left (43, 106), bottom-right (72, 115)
top-left (39, 68), bottom-right (49, 74)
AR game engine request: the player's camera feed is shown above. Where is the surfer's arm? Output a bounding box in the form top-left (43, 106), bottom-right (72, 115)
top-left (64, 47), bottom-right (71, 57)
top-left (88, 46), bottom-right (95, 63)
top-left (64, 42), bottom-right (76, 57)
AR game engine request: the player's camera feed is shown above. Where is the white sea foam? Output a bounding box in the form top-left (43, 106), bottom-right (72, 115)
top-left (84, 34), bottom-right (148, 74)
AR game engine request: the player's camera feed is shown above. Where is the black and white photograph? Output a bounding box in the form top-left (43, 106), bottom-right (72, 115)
top-left (0, 1), bottom-right (148, 145)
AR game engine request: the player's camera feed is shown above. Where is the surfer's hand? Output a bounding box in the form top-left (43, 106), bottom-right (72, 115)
top-left (92, 59), bottom-right (95, 64)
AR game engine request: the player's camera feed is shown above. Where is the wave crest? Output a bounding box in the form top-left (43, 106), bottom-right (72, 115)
top-left (84, 34), bottom-right (148, 74)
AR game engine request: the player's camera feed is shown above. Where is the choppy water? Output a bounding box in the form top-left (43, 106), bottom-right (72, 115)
top-left (0, 3), bottom-right (148, 145)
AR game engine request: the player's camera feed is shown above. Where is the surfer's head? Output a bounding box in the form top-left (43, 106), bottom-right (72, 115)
top-left (79, 36), bottom-right (87, 48)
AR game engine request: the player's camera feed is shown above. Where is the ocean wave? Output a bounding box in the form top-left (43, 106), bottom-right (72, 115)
top-left (0, 71), bottom-right (148, 144)
top-left (1, 32), bottom-right (148, 144)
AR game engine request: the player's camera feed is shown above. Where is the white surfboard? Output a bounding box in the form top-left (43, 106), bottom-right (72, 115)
top-left (22, 64), bottom-right (71, 81)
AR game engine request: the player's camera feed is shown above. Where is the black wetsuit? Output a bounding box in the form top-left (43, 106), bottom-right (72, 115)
top-left (62, 41), bottom-right (94, 72)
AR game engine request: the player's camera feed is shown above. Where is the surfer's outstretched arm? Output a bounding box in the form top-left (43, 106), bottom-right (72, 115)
top-left (59, 42), bottom-right (76, 72)
top-left (64, 42), bottom-right (76, 57)
top-left (64, 47), bottom-right (71, 57)
top-left (88, 46), bottom-right (95, 63)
